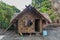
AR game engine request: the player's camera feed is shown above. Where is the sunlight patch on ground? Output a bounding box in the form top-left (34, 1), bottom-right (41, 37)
top-left (0, 35), bottom-right (5, 40)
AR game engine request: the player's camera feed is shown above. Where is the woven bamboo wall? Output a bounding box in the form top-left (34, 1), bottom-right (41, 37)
top-left (18, 12), bottom-right (40, 33)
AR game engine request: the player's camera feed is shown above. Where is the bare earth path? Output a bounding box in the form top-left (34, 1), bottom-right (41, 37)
top-left (0, 27), bottom-right (60, 40)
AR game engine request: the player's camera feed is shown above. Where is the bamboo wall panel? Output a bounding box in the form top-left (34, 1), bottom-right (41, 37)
top-left (18, 12), bottom-right (40, 33)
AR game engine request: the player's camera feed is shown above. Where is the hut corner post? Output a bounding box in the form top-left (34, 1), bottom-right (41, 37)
top-left (40, 19), bottom-right (43, 33)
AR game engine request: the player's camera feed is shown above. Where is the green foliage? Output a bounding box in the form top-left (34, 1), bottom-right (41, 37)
top-left (32, 0), bottom-right (58, 21)
top-left (0, 1), bottom-right (20, 29)
top-left (32, 0), bottom-right (45, 8)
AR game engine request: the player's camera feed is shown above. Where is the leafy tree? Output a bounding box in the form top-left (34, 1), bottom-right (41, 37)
top-left (0, 1), bottom-right (20, 29)
top-left (32, 0), bottom-right (58, 21)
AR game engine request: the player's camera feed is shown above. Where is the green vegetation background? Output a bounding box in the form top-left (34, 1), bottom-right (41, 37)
top-left (0, 1), bottom-right (20, 29)
top-left (32, 0), bottom-right (58, 21)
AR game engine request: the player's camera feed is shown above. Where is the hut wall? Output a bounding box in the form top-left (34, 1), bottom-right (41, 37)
top-left (18, 12), bottom-right (40, 33)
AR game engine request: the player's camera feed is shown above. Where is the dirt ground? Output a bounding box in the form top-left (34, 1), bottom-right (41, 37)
top-left (0, 27), bottom-right (60, 40)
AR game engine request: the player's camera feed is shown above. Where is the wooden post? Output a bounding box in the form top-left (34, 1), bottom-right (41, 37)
top-left (40, 19), bottom-right (43, 33)
top-left (44, 21), bottom-right (48, 28)
top-left (18, 20), bottom-right (21, 35)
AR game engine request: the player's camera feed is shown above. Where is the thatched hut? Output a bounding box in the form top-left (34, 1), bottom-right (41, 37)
top-left (9, 5), bottom-right (52, 35)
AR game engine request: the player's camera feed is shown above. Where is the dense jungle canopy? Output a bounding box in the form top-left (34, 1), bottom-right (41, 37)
top-left (0, 1), bottom-right (20, 29)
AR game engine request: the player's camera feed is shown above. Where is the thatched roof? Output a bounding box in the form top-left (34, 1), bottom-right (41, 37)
top-left (10, 5), bottom-right (52, 24)
top-left (10, 13), bottom-right (19, 23)
top-left (40, 13), bottom-right (52, 23)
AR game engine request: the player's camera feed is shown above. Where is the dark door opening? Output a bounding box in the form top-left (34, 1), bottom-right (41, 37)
top-left (35, 19), bottom-right (40, 32)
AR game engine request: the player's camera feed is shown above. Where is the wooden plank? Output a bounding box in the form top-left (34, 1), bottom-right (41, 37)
top-left (40, 19), bottom-right (43, 33)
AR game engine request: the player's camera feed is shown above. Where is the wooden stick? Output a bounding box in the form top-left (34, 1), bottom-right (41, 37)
top-left (2, 23), bottom-right (12, 34)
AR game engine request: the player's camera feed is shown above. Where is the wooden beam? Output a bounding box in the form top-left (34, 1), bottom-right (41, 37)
top-left (2, 23), bottom-right (13, 34)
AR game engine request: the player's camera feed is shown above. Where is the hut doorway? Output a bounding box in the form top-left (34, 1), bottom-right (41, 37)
top-left (35, 19), bottom-right (40, 32)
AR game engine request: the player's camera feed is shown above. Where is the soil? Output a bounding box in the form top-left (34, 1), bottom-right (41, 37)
top-left (0, 27), bottom-right (60, 40)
